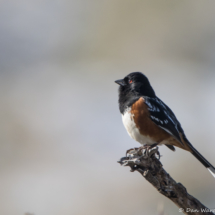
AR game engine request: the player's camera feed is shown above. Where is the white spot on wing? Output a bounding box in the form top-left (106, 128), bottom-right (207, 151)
top-left (145, 99), bottom-right (160, 112)
top-left (159, 125), bottom-right (174, 137)
top-left (208, 167), bottom-right (215, 178)
top-left (164, 110), bottom-right (175, 125)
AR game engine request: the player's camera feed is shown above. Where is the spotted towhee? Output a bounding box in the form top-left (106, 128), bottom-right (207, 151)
top-left (115, 72), bottom-right (215, 178)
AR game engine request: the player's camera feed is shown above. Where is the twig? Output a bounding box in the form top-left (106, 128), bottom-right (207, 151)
top-left (118, 147), bottom-right (214, 215)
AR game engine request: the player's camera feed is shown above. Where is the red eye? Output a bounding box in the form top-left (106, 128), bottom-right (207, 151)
top-left (129, 80), bottom-right (133, 84)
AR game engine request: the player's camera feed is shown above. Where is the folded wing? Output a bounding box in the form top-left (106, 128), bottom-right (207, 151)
top-left (143, 96), bottom-right (186, 147)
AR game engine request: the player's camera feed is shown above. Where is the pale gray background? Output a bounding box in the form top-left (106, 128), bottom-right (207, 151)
top-left (0, 1), bottom-right (215, 215)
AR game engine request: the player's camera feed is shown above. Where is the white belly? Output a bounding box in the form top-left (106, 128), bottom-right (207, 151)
top-left (122, 108), bottom-right (154, 145)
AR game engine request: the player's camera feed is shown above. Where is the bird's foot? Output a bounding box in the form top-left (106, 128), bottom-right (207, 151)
top-left (135, 144), bottom-right (160, 159)
top-left (145, 144), bottom-right (160, 160)
top-left (119, 145), bottom-right (161, 175)
top-left (126, 144), bottom-right (160, 160)
top-left (126, 147), bottom-right (139, 157)
top-left (126, 145), bottom-right (150, 157)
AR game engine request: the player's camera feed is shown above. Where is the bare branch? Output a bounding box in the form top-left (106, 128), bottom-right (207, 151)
top-left (118, 147), bottom-right (214, 215)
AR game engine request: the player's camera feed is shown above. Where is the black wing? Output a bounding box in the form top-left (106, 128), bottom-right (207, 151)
top-left (143, 96), bottom-right (185, 146)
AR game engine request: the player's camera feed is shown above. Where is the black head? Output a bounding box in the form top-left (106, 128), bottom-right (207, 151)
top-left (115, 72), bottom-right (156, 113)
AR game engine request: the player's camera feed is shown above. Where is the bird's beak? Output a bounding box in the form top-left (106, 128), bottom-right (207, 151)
top-left (115, 79), bottom-right (126, 86)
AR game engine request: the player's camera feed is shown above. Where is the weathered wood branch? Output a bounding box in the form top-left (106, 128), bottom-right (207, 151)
top-left (118, 147), bottom-right (214, 215)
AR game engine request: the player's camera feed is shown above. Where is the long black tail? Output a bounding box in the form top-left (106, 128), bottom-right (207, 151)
top-left (188, 144), bottom-right (215, 178)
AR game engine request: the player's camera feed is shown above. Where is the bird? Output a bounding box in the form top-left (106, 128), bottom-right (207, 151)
top-left (115, 72), bottom-right (215, 178)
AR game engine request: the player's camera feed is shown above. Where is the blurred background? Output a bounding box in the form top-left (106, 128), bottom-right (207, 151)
top-left (1, 1), bottom-right (215, 215)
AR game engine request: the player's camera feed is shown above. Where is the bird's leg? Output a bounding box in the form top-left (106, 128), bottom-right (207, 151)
top-left (136, 145), bottom-right (148, 153)
top-left (126, 143), bottom-right (160, 158)
top-left (147, 143), bottom-right (158, 150)
top-left (137, 143), bottom-right (157, 153)
top-left (137, 143), bottom-right (160, 158)
top-left (148, 143), bottom-right (160, 159)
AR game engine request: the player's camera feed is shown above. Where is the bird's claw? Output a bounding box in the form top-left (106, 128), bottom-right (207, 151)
top-left (126, 147), bottom-right (139, 157)
top-left (126, 145), bottom-right (160, 160)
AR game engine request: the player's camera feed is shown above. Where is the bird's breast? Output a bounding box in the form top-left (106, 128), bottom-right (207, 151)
top-left (122, 108), bottom-right (154, 145)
